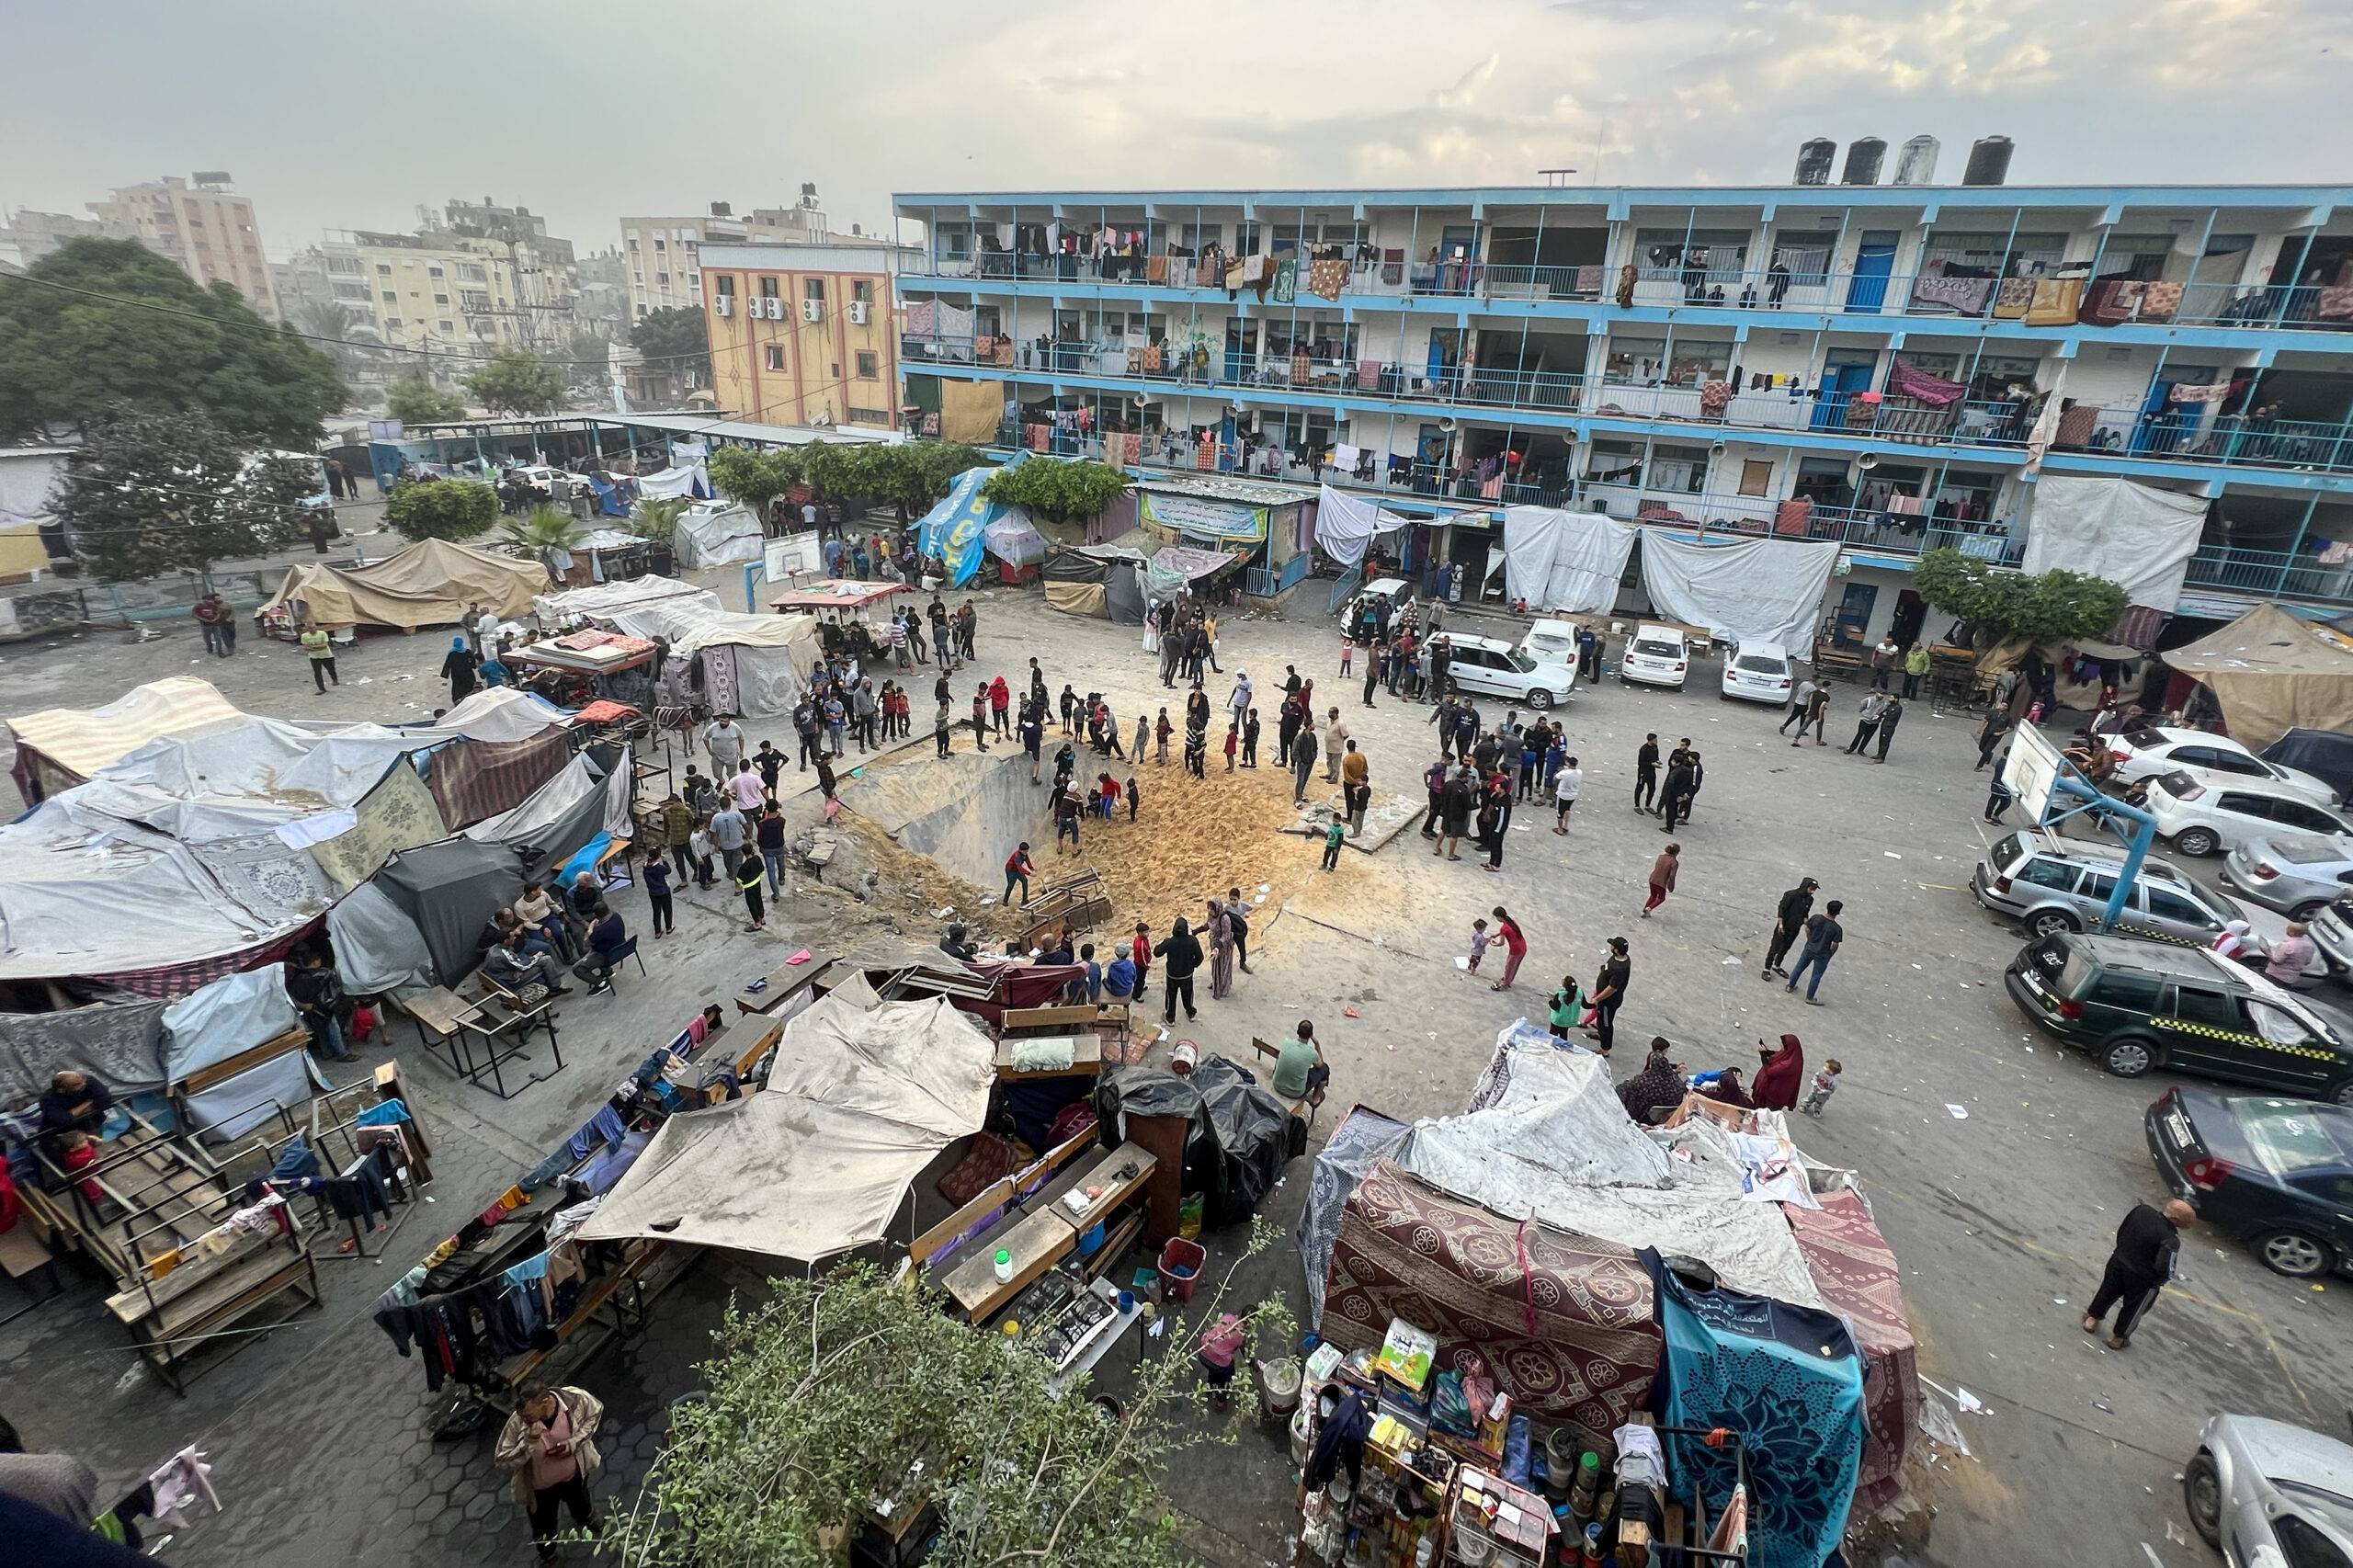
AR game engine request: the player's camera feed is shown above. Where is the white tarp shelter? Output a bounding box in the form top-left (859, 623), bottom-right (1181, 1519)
top-left (983, 511), bottom-right (1049, 567)
top-left (1499, 505), bottom-right (1637, 614)
top-left (536, 574), bottom-right (722, 625)
top-left (6, 676), bottom-right (247, 801)
top-left (672, 502), bottom-right (763, 569)
top-left (578, 995), bottom-right (996, 1262)
top-left (427, 687), bottom-right (574, 744)
top-left (2018, 474), bottom-right (2210, 612)
top-left (1314, 484), bottom-right (1419, 571)
top-left (1639, 534), bottom-right (1841, 650)
top-left (161, 964), bottom-right (319, 1142)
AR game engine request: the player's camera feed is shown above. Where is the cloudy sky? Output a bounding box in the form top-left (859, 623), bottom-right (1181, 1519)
top-left (6, 0), bottom-right (2348, 257)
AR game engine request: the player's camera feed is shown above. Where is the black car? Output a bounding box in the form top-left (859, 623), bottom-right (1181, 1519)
top-left (2006, 933), bottom-right (2353, 1103)
top-left (2146, 1086), bottom-right (2353, 1278)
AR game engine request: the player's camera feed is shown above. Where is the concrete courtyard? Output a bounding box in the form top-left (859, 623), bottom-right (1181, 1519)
top-left (1, 552), bottom-right (2346, 1568)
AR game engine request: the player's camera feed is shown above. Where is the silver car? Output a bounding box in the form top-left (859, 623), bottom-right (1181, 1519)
top-left (1971, 829), bottom-right (2239, 946)
top-left (2222, 836), bottom-right (2353, 921)
top-left (2185, 1413), bottom-right (2353, 1563)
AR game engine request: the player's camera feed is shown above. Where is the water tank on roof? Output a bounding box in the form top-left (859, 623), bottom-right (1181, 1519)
top-left (1893, 135), bottom-right (1940, 186)
top-left (1963, 136), bottom-right (2015, 187)
top-left (1842, 138), bottom-right (1887, 186)
top-left (1793, 139), bottom-right (1836, 187)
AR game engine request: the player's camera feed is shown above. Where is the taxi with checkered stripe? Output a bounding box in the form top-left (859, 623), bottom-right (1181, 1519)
top-left (2007, 933), bottom-right (2353, 1103)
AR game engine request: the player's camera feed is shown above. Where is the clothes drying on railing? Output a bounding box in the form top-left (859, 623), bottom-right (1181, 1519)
top-left (1885, 358), bottom-right (1968, 407)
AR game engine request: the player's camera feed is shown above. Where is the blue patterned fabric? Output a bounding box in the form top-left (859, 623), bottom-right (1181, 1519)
top-left (1644, 1251), bottom-right (1865, 1568)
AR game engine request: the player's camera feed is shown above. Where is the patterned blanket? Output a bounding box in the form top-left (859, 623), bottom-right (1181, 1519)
top-left (1788, 1189), bottom-right (1918, 1514)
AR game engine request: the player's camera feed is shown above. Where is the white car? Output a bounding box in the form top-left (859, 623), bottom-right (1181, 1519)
top-left (1619, 623), bottom-right (1691, 690)
top-left (1518, 619), bottom-right (1584, 667)
top-left (2147, 770), bottom-right (2353, 858)
top-left (2109, 725), bottom-right (2341, 808)
top-left (1721, 642), bottom-right (1794, 705)
top-left (1342, 577), bottom-right (1414, 631)
top-left (1441, 634), bottom-right (1575, 710)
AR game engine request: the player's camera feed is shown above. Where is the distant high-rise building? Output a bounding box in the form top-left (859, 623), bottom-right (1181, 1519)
top-left (620, 197), bottom-right (861, 320)
top-left (86, 174), bottom-right (279, 319)
top-left (0, 208), bottom-right (136, 273)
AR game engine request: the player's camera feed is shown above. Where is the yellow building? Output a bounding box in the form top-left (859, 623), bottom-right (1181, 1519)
top-left (87, 174), bottom-right (278, 319)
top-left (699, 242), bottom-right (915, 430)
top-left (620, 203), bottom-right (863, 320)
top-left (346, 231), bottom-right (526, 361)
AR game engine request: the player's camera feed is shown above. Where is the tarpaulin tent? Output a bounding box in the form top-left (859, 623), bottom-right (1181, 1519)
top-left (371, 838), bottom-right (525, 983)
top-left (423, 730), bottom-right (573, 830)
top-left (0, 994), bottom-right (171, 1106)
top-left (574, 599), bottom-right (820, 720)
top-left (426, 687), bottom-right (574, 744)
top-left (1042, 544), bottom-right (1146, 624)
top-left (259, 538), bottom-right (543, 631)
top-left (1313, 484), bottom-right (1419, 571)
top-left (2163, 603), bottom-right (2353, 750)
top-left (1639, 534), bottom-right (1841, 651)
top-left (536, 574), bottom-right (722, 625)
top-left (2020, 474), bottom-right (2209, 613)
top-left (1499, 505), bottom-right (1636, 614)
top-left (671, 502), bottom-right (762, 569)
top-left (915, 467), bottom-right (999, 588)
top-left (1093, 1058), bottom-right (1298, 1226)
top-left (6, 675), bottom-right (245, 804)
top-left (983, 511), bottom-right (1049, 568)
top-left (460, 749), bottom-right (628, 881)
top-left (2263, 728), bottom-right (2353, 804)
top-left (161, 963), bottom-right (319, 1142)
top-left (324, 881), bottom-right (437, 997)
top-left (577, 994), bottom-right (997, 1262)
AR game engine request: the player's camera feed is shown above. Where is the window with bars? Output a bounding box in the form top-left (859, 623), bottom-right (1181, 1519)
top-left (766, 345), bottom-right (785, 371)
top-left (1920, 230), bottom-right (2068, 278)
top-left (1634, 226), bottom-right (1751, 282)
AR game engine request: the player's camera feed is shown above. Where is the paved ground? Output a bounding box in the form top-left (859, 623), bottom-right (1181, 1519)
top-left (4, 573), bottom-right (2348, 1567)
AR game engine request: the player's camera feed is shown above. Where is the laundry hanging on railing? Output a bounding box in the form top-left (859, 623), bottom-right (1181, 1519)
top-left (1884, 358), bottom-right (1968, 407)
top-left (2167, 382), bottom-right (2234, 404)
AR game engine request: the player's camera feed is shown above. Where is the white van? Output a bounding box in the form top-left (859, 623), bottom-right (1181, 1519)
top-left (1619, 623), bottom-right (1691, 690)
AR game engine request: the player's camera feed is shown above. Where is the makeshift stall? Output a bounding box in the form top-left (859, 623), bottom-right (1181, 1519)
top-left (2163, 602), bottom-right (2353, 749)
top-left (766, 578), bottom-right (909, 614)
top-left (257, 538), bottom-right (543, 635)
top-left (506, 628), bottom-right (664, 711)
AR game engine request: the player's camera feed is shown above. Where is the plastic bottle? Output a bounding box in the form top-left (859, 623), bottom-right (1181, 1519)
top-left (992, 1247), bottom-right (1014, 1283)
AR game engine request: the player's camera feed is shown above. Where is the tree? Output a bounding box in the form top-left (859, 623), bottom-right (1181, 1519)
top-left (631, 305), bottom-right (711, 384)
top-left (981, 457), bottom-right (1130, 525)
top-left (707, 446), bottom-right (800, 522)
top-left (386, 376), bottom-right (467, 426)
top-left (0, 238), bottom-right (347, 445)
top-left (1913, 547), bottom-right (2131, 645)
top-left (627, 494), bottom-right (689, 543)
top-left (462, 347), bottom-right (567, 416)
top-left (384, 478), bottom-right (497, 543)
top-left (53, 410), bottom-right (317, 582)
top-left (602, 1231), bottom-right (1294, 1568)
top-left (499, 503), bottom-right (586, 556)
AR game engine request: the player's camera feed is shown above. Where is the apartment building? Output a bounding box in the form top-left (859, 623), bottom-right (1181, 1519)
top-left (88, 175), bottom-right (278, 319)
top-left (620, 199), bottom-right (858, 319)
top-left (894, 178), bottom-right (2353, 639)
top-left (344, 230), bottom-right (527, 362)
top-left (699, 241), bottom-right (915, 431)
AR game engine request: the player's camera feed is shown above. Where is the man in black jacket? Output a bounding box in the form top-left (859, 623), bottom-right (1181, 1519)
top-left (1761, 877), bottom-right (1820, 979)
top-left (2083, 1199), bottom-right (2196, 1349)
top-left (1634, 733), bottom-right (1660, 813)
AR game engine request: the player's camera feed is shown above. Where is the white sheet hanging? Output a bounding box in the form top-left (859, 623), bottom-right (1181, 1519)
top-left (2018, 475), bottom-right (2208, 612)
top-left (1638, 533), bottom-right (1840, 650)
top-left (1501, 506), bottom-right (1635, 614)
top-left (1313, 484), bottom-right (1418, 570)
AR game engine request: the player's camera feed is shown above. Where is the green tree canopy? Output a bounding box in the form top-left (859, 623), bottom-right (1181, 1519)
top-left (707, 446), bottom-right (799, 518)
top-left (53, 410), bottom-right (320, 581)
top-left (462, 348), bottom-right (567, 416)
top-left (980, 457), bottom-right (1130, 524)
top-left (385, 376), bottom-right (467, 426)
top-left (1912, 547), bottom-right (2131, 645)
top-left (631, 305), bottom-right (711, 383)
top-left (0, 238), bottom-right (347, 445)
top-left (384, 478), bottom-right (497, 543)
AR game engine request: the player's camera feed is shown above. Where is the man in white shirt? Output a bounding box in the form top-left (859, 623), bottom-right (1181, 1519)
top-left (703, 714), bottom-right (746, 774)
top-left (1552, 759), bottom-right (1583, 833)
top-left (725, 759), bottom-right (767, 812)
top-left (801, 501), bottom-right (821, 533)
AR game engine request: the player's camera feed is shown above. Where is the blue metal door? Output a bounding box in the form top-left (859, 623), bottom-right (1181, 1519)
top-left (1813, 357), bottom-right (1877, 431)
top-left (1845, 233), bottom-right (1898, 312)
top-left (1835, 582), bottom-right (1879, 646)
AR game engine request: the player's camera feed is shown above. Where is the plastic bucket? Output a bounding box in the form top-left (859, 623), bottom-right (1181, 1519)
top-left (1290, 1401), bottom-right (1315, 1468)
top-left (1256, 1357), bottom-right (1303, 1416)
top-left (1158, 1237), bottom-right (1206, 1301)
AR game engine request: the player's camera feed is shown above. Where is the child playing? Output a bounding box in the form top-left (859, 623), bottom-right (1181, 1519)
top-left (1059, 684), bottom-right (1080, 735)
top-left (1465, 916), bottom-right (1491, 973)
top-left (1098, 773), bottom-right (1122, 819)
top-left (1154, 708), bottom-right (1173, 764)
top-left (1546, 975), bottom-right (1585, 1040)
top-left (688, 819), bottom-right (717, 888)
top-left (1340, 637), bottom-right (1355, 676)
top-left (58, 1130), bottom-right (106, 1206)
top-left (1125, 773), bottom-right (1141, 823)
top-left (1320, 814), bottom-right (1347, 870)
top-left (1223, 721), bottom-right (1239, 771)
top-left (1802, 1060), bottom-right (1843, 1116)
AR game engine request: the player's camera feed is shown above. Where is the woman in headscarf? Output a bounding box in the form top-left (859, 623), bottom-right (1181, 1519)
top-left (1615, 1037), bottom-right (1685, 1125)
top-left (1205, 899), bottom-right (1236, 1001)
top-left (1698, 1066), bottom-right (1752, 1109)
top-left (2212, 919), bottom-right (2263, 968)
top-left (1751, 1034), bottom-right (1806, 1111)
top-left (441, 635), bottom-right (479, 704)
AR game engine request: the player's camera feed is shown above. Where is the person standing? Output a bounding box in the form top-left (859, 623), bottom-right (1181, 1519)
top-left (1760, 877), bottom-right (1820, 979)
top-left (1642, 843), bottom-right (1680, 917)
top-left (1322, 709), bottom-right (1349, 783)
top-left (703, 712), bottom-right (747, 778)
top-left (1004, 841), bottom-right (1035, 906)
top-left (643, 853), bottom-right (675, 938)
top-left (1476, 780), bottom-right (1506, 872)
top-left (853, 678), bottom-right (879, 753)
top-left (1552, 756), bottom-right (1582, 834)
top-left (756, 802), bottom-right (787, 895)
top-left (1488, 906), bottom-right (1528, 992)
top-left (1228, 668), bottom-right (1254, 728)
top-left (1206, 899), bottom-right (1236, 1000)
top-left (494, 1383), bottom-right (605, 1567)
top-left (1844, 692), bottom-right (1889, 756)
top-left (710, 801), bottom-right (748, 886)
top-left (1779, 676), bottom-right (1817, 737)
top-left (725, 759), bottom-right (766, 815)
top-left (1242, 708), bottom-right (1260, 768)
top-left (1586, 937), bottom-right (1631, 1054)
top-left (1633, 733), bottom-right (1660, 814)
top-left (1434, 764), bottom-right (1473, 860)
top-left (1873, 697), bottom-right (1904, 763)
top-left (1291, 724), bottom-right (1320, 805)
top-left (792, 696), bottom-right (822, 771)
top-left (1793, 681), bottom-right (1830, 746)
top-left (1902, 642), bottom-right (1932, 700)
top-left (968, 683), bottom-right (993, 752)
top-left (440, 635), bottom-right (479, 703)
top-left (1975, 709), bottom-right (2014, 770)
top-left (1320, 814), bottom-right (1347, 870)
top-left (1130, 921), bottom-right (1153, 1002)
top-left (988, 674), bottom-right (1012, 737)
top-left (299, 619), bottom-right (340, 693)
top-left (1019, 700), bottom-right (1046, 782)
top-left (1360, 640), bottom-right (1381, 708)
top-left (1659, 752), bottom-right (1697, 835)
top-left (1869, 636), bottom-right (1898, 691)
top-left (1785, 899), bottom-right (1845, 1005)
top-left (1154, 916), bottom-right (1202, 1022)
top-left (192, 592), bottom-right (227, 656)
top-left (1419, 756), bottom-right (1449, 838)
top-left (1223, 887), bottom-right (1255, 973)
top-left (1340, 740), bottom-right (1370, 835)
top-left (658, 790), bottom-right (694, 881)
top-left (2082, 1199), bottom-right (2197, 1349)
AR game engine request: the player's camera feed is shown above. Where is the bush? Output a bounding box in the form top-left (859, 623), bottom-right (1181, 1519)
top-left (1913, 548), bottom-right (2131, 645)
top-left (385, 479), bottom-right (497, 543)
top-left (980, 457), bottom-right (1130, 524)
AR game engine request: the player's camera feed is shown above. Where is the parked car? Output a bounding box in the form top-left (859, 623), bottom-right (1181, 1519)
top-left (1720, 642), bottom-right (1794, 706)
top-left (2183, 1412), bottom-right (2353, 1559)
top-left (1440, 634), bottom-right (1575, 710)
top-left (2148, 1088), bottom-right (2353, 1279)
top-left (2147, 770), bottom-right (2353, 858)
top-left (2313, 897), bottom-right (2353, 978)
top-left (2109, 724), bottom-right (2342, 808)
top-left (2265, 727), bottom-right (2353, 808)
top-left (1518, 619), bottom-right (1583, 667)
top-left (1618, 623), bottom-right (1691, 690)
top-left (1341, 577), bottom-right (1414, 631)
top-left (2005, 931), bottom-right (2353, 1101)
top-left (1971, 828), bottom-right (2238, 945)
top-left (2222, 836), bottom-right (2353, 921)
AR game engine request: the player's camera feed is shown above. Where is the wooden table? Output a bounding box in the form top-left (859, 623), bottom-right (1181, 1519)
top-left (1046, 1142), bottom-right (1155, 1236)
top-left (733, 951), bottom-right (835, 1017)
top-left (940, 1206), bottom-right (1072, 1324)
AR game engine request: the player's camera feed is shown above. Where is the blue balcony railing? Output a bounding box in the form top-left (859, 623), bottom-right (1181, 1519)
top-left (2183, 544), bottom-right (2353, 600)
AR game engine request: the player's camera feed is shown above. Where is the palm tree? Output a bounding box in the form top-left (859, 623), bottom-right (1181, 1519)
top-left (627, 495), bottom-right (688, 544)
top-left (500, 502), bottom-right (586, 555)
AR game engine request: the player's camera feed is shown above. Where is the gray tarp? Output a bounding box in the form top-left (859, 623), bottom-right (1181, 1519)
top-left (1638, 534), bottom-right (1841, 651)
top-left (1299, 1106), bottom-right (1410, 1323)
top-left (0, 994), bottom-right (170, 1106)
top-left (325, 881), bottom-right (438, 997)
top-left (162, 964), bottom-right (318, 1142)
top-left (372, 838), bottom-right (525, 983)
top-left (2020, 474), bottom-right (2208, 613)
top-left (460, 751), bottom-right (618, 881)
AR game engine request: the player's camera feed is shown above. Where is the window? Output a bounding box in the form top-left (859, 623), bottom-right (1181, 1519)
top-left (383, 316), bottom-right (403, 329)
top-left (1647, 443), bottom-right (1711, 494)
top-left (756, 277), bottom-right (779, 300)
top-left (853, 279), bottom-right (874, 305)
top-left (1920, 230), bottom-right (2068, 278)
top-left (2090, 973), bottom-right (2163, 1009)
top-left (715, 275), bottom-right (735, 297)
top-left (1585, 439), bottom-right (1644, 486)
top-left (804, 278), bottom-right (826, 301)
top-left (2277, 800), bottom-right (2351, 835)
top-left (765, 345), bottom-right (785, 371)
top-left (2169, 986), bottom-right (2244, 1030)
top-left (380, 290), bottom-right (397, 304)
top-left (655, 271), bottom-right (669, 285)
top-left (1234, 222), bottom-right (1263, 256)
top-left (654, 237), bottom-right (666, 252)
top-left (376, 262), bottom-right (392, 275)
top-left (636, 302), bottom-right (648, 316)
top-left (2078, 870), bottom-right (2118, 905)
top-left (2144, 887), bottom-right (2217, 928)
top-left (434, 292), bottom-right (450, 306)
top-left (438, 319), bottom-right (455, 334)
top-left (2016, 858), bottom-right (2080, 891)
top-left (2216, 792), bottom-right (2277, 822)
top-left (633, 271), bottom-right (644, 285)
top-left (460, 264), bottom-right (487, 282)
top-left (428, 265), bottom-right (444, 278)
top-left (627, 237), bottom-right (638, 252)
top-left (857, 350), bottom-right (879, 380)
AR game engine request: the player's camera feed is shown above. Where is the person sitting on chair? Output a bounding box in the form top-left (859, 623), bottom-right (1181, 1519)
top-left (485, 929), bottom-right (567, 1001)
top-left (572, 904), bottom-right (630, 996)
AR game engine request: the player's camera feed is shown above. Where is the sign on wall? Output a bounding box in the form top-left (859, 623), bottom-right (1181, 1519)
top-left (1138, 491), bottom-right (1269, 542)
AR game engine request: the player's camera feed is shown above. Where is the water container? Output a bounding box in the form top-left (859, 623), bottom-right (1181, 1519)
top-left (992, 1247), bottom-right (1014, 1284)
top-left (1842, 137), bottom-right (1887, 186)
top-left (1793, 139), bottom-right (1836, 186)
top-left (1964, 136), bottom-right (2015, 187)
top-left (1893, 134), bottom-right (1940, 185)
top-left (1543, 1429), bottom-right (1581, 1500)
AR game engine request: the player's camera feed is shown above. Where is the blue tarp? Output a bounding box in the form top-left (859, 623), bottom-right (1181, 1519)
top-left (1644, 1251), bottom-right (1866, 1568)
top-left (587, 475), bottom-right (630, 517)
top-left (916, 468), bottom-right (995, 588)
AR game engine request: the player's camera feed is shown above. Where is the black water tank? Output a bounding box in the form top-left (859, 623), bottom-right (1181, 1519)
top-left (1793, 139), bottom-right (1836, 187)
top-left (1963, 136), bottom-right (2015, 187)
top-left (1842, 138), bottom-right (1887, 186)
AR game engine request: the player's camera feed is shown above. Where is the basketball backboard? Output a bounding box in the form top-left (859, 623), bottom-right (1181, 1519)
top-left (2001, 721), bottom-right (2065, 823)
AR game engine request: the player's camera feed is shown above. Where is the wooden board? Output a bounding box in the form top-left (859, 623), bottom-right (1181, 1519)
top-left (992, 1033), bottom-right (1101, 1080)
top-left (1001, 1005), bottom-right (1097, 1036)
top-left (939, 1207), bottom-right (1072, 1322)
top-left (176, 1027), bottom-right (313, 1096)
top-left (1045, 1142), bottom-right (1156, 1236)
top-left (734, 953), bottom-right (835, 1016)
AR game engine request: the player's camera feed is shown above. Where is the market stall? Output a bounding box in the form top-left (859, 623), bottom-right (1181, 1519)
top-left (767, 578), bottom-right (909, 614)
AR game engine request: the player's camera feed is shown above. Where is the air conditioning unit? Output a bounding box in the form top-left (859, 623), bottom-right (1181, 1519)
top-left (848, 301), bottom-right (871, 324)
top-left (801, 299), bottom-right (824, 322)
top-left (713, 295), bottom-right (731, 316)
top-left (767, 297), bottom-right (787, 319)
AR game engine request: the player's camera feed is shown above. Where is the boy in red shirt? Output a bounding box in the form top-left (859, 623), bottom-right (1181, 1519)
top-left (1131, 922), bottom-right (1153, 1000)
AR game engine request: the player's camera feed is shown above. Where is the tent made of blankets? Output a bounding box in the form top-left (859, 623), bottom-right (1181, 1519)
top-left (562, 596), bottom-right (821, 721)
top-left (2163, 602), bottom-right (2353, 749)
top-left (6, 674), bottom-right (246, 806)
top-left (1042, 543), bottom-right (1147, 623)
top-left (259, 538), bottom-right (543, 631)
top-left (1145, 542), bottom-right (1245, 602)
top-left (576, 994), bottom-right (998, 1263)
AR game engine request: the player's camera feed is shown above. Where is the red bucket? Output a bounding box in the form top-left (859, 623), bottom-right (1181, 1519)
top-left (1158, 1237), bottom-right (1206, 1302)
